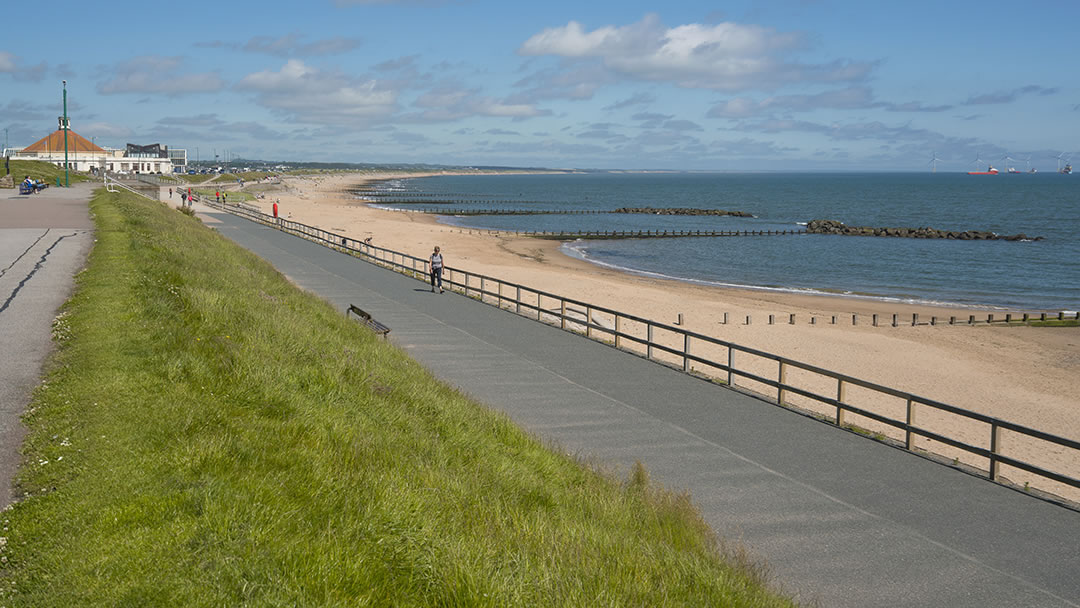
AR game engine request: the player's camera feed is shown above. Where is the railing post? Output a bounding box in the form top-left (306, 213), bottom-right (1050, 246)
top-left (497, 281), bottom-right (502, 308)
top-left (560, 299), bottom-right (567, 329)
top-left (727, 347), bottom-right (734, 386)
top-left (537, 293), bottom-right (542, 321)
top-left (647, 324), bottom-right (653, 359)
top-left (836, 379), bottom-right (846, 426)
top-left (587, 307), bottom-right (593, 338)
top-left (990, 423), bottom-right (1003, 481)
top-left (516, 286), bottom-right (521, 314)
top-left (683, 334), bottom-right (690, 371)
top-left (905, 399), bottom-right (916, 450)
top-left (778, 360), bottom-right (787, 404)
top-left (481, 277), bottom-right (485, 302)
top-left (615, 316), bottom-right (621, 348)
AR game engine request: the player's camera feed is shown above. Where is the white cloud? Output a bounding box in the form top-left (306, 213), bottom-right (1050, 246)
top-left (237, 59), bottom-right (396, 124)
top-left (520, 14), bottom-right (874, 91)
top-left (79, 122), bottom-right (134, 138)
top-left (405, 83), bottom-right (548, 122)
top-left (97, 56), bottom-right (224, 96)
top-left (0, 51), bottom-right (48, 81)
top-left (157, 114), bottom-right (226, 128)
top-left (707, 87), bottom-right (954, 118)
top-left (603, 92), bottom-right (656, 111)
top-left (199, 35), bottom-right (361, 57)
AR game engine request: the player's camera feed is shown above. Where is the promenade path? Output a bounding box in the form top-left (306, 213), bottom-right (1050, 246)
top-left (0, 183), bottom-right (94, 508)
top-left (200, 203), bottom-right (1079, 608)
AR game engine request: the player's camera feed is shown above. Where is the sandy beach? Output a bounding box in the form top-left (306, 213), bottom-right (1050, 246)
top-left (227, 171), bottom-right (1079, 502)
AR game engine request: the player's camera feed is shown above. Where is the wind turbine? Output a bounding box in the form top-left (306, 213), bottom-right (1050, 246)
top-left (971, 151), bottom-right (986, 170)
top-left (1002, 153), bottom-right (1017, 172)
top-left (1025, 155), bottom-right (1034, 173)
top-left (927, 151), bottom-right (943, 173)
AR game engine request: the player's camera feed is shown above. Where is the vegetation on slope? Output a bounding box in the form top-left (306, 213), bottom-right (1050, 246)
top-left (1, 189), bottom-right (792, 607)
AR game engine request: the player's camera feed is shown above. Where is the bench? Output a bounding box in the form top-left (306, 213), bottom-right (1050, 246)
top-left (19, 184), bottom-right (33, 195)
top-left (347, 304), bottom-right (391, 340)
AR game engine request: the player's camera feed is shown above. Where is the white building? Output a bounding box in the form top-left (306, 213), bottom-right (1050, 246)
top-left (8, 119), bottom-right (187, 174)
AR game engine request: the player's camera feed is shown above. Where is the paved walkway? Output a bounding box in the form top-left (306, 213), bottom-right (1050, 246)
top-left (0, 183), bottom-right (95, 508)
top-left (204, 203), bottom-right (1078, 606)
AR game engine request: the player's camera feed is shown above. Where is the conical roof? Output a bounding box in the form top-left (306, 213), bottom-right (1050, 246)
top-left (22, 129), bottom-right (106, 153)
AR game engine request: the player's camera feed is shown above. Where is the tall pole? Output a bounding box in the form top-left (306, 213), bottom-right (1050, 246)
top-left (62, 80), bottom-right (69, 187)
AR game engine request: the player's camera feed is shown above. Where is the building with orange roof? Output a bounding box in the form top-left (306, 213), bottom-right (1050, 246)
top-left (7, 118), bottom-right (186, 174)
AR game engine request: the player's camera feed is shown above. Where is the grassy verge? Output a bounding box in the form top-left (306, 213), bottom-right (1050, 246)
top-left (176, 173), bottom-right (219, 184)
top-left (3, 159), bottom-right (93, 185)
top-left (193, 188), bottom-right (256, 202)
top-left (1, 189), bottom-right (792, 607)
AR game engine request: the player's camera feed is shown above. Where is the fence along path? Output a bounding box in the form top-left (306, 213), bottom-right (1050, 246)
top-left (200, 196), bottom-right (1080, 504)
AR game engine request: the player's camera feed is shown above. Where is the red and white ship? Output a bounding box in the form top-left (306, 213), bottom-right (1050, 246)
top-left (968, 165), bottom-right (999, 175)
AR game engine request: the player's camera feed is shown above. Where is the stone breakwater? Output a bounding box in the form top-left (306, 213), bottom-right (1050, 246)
top-left (806, 219), bottom-right (1042, 241)
top-left (613, 207), bottom-right (753, 217)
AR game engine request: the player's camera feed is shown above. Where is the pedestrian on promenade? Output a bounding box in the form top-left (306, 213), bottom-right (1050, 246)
top-left (429, 246), bottom-right (444, 293)
top-left (169, 188), bottom-right (173, 198)
top-left (181, 192), bottom-right (188, 206)
top-left (216, 191), bottom-right (220, 203)
top-left (223, 192), bottom-right (228, 204)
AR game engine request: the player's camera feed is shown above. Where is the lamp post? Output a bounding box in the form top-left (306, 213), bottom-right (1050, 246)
top-left (62, 80), bottom-right (69, 187)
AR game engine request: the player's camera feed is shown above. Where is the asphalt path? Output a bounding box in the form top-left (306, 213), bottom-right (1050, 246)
top-left (0, 183), bottom-right (94, 508)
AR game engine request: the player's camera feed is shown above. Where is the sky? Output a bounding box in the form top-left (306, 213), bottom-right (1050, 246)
top-left (2, 0), bottom-right (1077, 171)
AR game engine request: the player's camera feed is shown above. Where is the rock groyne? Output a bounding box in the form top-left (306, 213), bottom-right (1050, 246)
top-left (806, 219), bottom-right (1041, 241)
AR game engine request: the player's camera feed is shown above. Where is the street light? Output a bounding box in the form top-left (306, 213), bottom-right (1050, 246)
top-left (62, 80), bottom-right (69, 187)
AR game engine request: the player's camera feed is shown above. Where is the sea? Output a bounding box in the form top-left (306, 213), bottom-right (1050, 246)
top-left (358, 172), bottom-right (1079, 312)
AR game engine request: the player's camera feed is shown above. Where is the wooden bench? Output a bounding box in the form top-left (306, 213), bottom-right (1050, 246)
top-left (347, 304), bottom-right (390, 340)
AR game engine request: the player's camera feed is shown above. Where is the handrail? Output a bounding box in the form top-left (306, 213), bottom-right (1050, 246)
top-left (202, 199), bottom-right (1080, 500)
top-left (104, 174), bottom-right (159, 202)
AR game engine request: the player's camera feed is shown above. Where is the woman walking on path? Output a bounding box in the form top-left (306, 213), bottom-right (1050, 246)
top-left (429, 246), bottom-right (444, 293)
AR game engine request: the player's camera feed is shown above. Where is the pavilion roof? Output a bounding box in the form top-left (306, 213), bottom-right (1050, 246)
top-left (22, 129), bottom-right (106, 153)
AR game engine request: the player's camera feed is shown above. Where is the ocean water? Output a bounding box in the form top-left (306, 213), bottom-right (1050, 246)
top-left (359, 173), bottom-right (1079, 311)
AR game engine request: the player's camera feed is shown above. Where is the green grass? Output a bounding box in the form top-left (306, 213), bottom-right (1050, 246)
top-left (4, 159), bottom-right (94, 185)
top-left (1, 189), bottom-right (793, 607)
top-left (177, 173), bottom-right (219, 184)
top-left (193, 188), bottom-right (256, 202)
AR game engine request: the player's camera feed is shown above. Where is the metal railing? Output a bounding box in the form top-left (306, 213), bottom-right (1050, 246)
top-left (204, 199), bottom-right (1080, 500)
top-left (104, 174), bottom-right (159, 202)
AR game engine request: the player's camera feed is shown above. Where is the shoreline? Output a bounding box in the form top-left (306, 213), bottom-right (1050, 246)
top-left (559, 240), bottom-right (1055, 313)
top-left (251, 171), bottom-right (1072, 324)
top-left (360, 173), bottom-right (1072, 314)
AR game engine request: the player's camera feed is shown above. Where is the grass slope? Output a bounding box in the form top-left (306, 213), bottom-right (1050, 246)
top-left (1, 190), bottom-right (793, 607)
top-left (3, 159), bottom-right (93, 185)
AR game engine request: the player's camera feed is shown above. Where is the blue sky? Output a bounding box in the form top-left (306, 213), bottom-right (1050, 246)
top-left (2, 0), bottom-right (1077, 170)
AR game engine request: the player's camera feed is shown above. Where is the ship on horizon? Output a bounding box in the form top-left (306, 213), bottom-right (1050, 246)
top-left (968, 165), bottom-right (999, 175)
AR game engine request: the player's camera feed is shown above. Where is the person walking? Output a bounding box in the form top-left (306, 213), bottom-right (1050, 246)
top-left (429, 246), bottom-right (444, 293)
top-left (169, 187), bottom-right (173, 199)
top-left (181, 192), bottom-right (188, 206)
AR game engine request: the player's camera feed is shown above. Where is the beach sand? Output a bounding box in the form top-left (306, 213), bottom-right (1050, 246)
top-left (231, 172), bottom-right (1080, 502)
